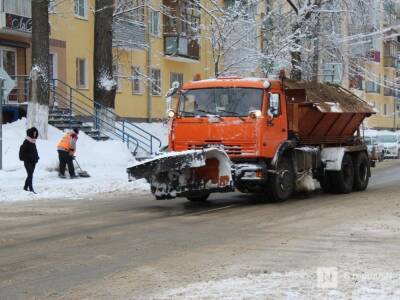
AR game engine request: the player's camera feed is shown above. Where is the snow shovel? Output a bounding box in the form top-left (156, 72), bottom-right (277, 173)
top-left (73, 158), bottom-right (91, 178)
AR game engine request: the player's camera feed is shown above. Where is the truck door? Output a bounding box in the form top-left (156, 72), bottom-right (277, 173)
top-left (265, 91), bottom-right (288, 157)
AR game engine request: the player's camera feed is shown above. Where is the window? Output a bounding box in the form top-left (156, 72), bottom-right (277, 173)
top-left (170, 72), bottom-right (183, 90)
top-left (131, 66), bottom-right (142, 94)
top-left (49, 0), bottom-right (56, 12)
top-left (113, 64), bottom-right (123, 92)
top-left (366, 81), bottom-right (381, 93)
top-left (150, 10), bottom-right (160, 36)
top-left (74, 0), bottom-right (87, 18)
top-left (268, 93), bottom-right (280, 117)
top-left (384, 104), bottom-right (388, 116)
top-left (0, 48), bottom-right (17, 79)
top-left (49, 53), bottom-right (58, 83)
top-left (76, 58), bottom-right (87, 89)
top-left (151, 69), bottom-right (161, 96)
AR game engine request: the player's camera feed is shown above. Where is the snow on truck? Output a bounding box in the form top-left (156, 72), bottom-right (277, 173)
top-left (127, 76), bottom-right (375, 202)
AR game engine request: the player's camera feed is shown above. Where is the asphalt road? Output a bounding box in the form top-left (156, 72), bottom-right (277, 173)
top-left (1, 161), bottom-right (400, 299)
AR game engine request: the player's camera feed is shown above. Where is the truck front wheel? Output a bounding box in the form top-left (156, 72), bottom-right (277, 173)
top-left (186, 193), bottom-right (210, 202)
top-left (353, 152), bottom-right (370, 191)
top-left (331, 153), bottom-right (354, 194)
top-left (266, 157), bottom-right (295, 202)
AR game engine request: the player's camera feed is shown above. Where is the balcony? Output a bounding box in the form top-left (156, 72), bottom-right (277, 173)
top-left (1, 0), bottom-right (31, 17)
top-left (384, 55), bottom-right (398, 68)
top-left (0, 0), bottom-right (32, 34)
top-left (163, 0), bottom-right (201, 62)
top-left (384, 87), bottom-right (395, 96)
top-left (164, 34), bottom-right (200, 61)
top-left (368, 50), bottom-right (381, 63)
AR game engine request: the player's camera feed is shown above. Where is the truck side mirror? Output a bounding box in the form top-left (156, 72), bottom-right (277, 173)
top-left (268, 93), bottom-right (281, 117)
top-left (165, 82), bottom-right (180, 117)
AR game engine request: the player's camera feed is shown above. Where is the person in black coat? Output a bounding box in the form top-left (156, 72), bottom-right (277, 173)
top-left (20, 127), bottom-right (40, 193)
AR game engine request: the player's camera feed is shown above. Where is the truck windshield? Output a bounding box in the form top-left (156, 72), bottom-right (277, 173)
top-left (378, 135), bottom-right (397, 143)
top-left (178, 88), bottom-right (263, 117)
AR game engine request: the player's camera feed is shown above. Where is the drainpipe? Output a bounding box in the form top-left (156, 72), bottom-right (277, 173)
top-left (146, 1), bottom-right (152, 122)
top-left (394, 97), bottom-right (397, 130)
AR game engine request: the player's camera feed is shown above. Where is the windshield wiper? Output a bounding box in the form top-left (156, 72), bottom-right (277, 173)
top-left (217, 109), bottom-right (246, 121)
top-left (197, 109), bottom-right (223, 120)
top-left (179, 111), bottom-right (196, 116)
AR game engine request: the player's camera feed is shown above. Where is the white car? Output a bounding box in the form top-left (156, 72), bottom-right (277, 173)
top-left (377, 133), bottom-right (400, 158)
top-left (364, 136), bottom-right (384, 161)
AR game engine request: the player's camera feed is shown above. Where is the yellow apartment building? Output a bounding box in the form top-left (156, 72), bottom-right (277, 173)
top-left (348, 3), bottom-right (400, 130)
top-left (113, 0), bottom-right (214, 120)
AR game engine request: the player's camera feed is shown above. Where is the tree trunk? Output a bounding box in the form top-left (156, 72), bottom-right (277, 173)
top-left (94, 0), bottom-right (116, 133)
top-left (311, 0), bottom-right (322, 82)
top-left (28, 0), bottom-right (50, 139)
top-left (290, 23), bottom-right (302, 81)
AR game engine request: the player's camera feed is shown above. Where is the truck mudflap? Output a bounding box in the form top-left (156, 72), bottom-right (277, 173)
top-left (127, 148), bottom-right (234, 200)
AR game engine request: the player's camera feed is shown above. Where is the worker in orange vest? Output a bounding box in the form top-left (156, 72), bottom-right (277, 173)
top-left (57, 128), bottom-right (79, 178)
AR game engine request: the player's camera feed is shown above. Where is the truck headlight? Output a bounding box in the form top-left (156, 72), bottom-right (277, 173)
top-left (167, 110), bottom-right (175, 118)
top-left (249, 110), bottom-right (262, 119)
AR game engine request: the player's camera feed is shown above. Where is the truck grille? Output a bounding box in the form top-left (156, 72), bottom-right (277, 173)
top-left (188, 143), bottom-right (256, 156)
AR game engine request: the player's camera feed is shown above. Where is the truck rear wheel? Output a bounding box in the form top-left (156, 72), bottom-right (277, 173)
top-left (331, 153), bottom-right (354, 194)
top-left (353, 152), bottom-right (370, 191)
top-left (266, 157), bottom-right (295, 202)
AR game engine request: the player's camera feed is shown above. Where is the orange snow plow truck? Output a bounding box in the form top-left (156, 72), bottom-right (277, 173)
top-left (127, 77), bottom-right (375, 202)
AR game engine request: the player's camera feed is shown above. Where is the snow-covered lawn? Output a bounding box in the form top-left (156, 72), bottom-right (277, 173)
top-left (0, 119), bottom-right (150, 202)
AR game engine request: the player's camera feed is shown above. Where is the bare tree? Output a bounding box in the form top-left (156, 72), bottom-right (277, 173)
top-left (28, 0), bottom-right (50, 139)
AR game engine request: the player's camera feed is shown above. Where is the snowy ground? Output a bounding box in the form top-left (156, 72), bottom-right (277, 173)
top-left (158, 269), bottom-right (400, 299)
top-left (0, 119), bottom-right (150, 202)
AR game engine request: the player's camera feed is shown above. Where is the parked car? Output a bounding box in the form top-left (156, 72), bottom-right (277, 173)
top-left (377, 132), bottom-right (400, 159)
top-left (364, 136), bottom-right (384, 161)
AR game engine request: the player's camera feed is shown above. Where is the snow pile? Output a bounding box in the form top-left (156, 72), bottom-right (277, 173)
top-left (158, 270), bottom-right (400, 299)
top-left (0, 119), bottom-right (149, 202)
top-left (98, 73), bottom-right (117, 92)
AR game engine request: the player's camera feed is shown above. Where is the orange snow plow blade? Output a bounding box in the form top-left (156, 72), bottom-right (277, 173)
top-left (127, 148), bottom-right (233, 200)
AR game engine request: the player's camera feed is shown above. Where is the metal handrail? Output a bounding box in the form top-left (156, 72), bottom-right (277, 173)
top-left (49, 79), bottom-right (161, 154)
top-left (51, 88), bottom-right (141, 153)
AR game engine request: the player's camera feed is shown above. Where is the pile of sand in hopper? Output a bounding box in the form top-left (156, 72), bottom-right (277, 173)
top-left (283, 79), bottom-right (375, 114)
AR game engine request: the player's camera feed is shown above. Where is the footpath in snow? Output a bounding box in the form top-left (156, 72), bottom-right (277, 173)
top-left (0, 119), bottom-right (163, 202)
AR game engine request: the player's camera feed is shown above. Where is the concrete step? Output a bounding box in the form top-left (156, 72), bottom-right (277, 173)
top-left (50, 108), bottom-right (71, 115)
top-left (51, 124), bottom-right (92, 132)
top-left (85, 130), bottom-right (110, 141)
top-left (49, 118), bottom-right (78, 125)
top-left (91, 135), bottom-right (110, 141)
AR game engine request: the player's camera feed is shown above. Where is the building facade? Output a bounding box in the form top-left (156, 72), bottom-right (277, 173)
top-left (1, 0), bottom-right (215, 122)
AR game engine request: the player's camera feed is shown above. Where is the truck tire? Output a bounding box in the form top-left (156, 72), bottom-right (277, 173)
top-left (266, 157), bottom-right (295, 202)
top-left (353, 152), bottom-right (370, 191)
top-left (186, 193), bottom-right (210, 202)
top-left (331, 153), bottom-right (354, 194)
